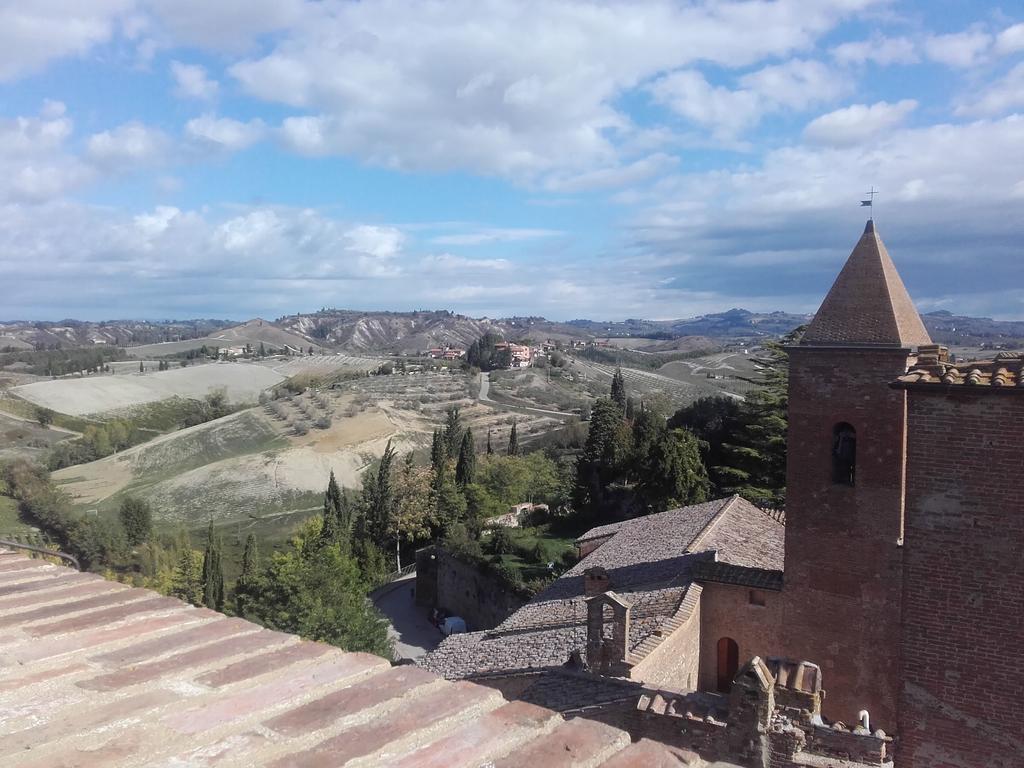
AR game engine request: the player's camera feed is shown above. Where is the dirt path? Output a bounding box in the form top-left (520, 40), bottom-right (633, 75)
top-left (477, 372), bottom-right (575, 420)
top-left (0, 411), bottom-right (80, 437)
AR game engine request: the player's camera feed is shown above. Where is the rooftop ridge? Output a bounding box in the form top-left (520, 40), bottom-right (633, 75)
top-left (802, 220), bottom-right (932, 348)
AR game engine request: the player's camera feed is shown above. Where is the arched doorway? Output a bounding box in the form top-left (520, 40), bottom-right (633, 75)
top-left (716, 637), bottom-right (739, 693)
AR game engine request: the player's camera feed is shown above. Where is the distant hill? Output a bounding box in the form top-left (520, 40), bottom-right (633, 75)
top-left (567, 309), bottom-right (811, 340)
top-left (4, 308), bottom-right (1022, 356)
top-left (921, 311), bottom-right (1024, 347)
top-left (278, 310), bottom-right (506, 354)
top-left (0, 319), bottom-right (236, 350)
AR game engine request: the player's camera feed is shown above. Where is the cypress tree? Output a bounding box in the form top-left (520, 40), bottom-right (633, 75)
top-left (234, 533), bottom-right (260, 615)
top-left (430, 429), bottom-right (445, 476)
top-left (507, 421), bottom-right (518, 456)
top-left (320, 470), bottom-right (343, 545)
top-left (201, 520), bottom-right (225, 612)
top-left (442, 407), bottom-right (462, 460)
top-left (455, 428), bottom-right (476, 487)
top-left (171, 548), bottom-right (202, 605)
top-left (610, 367), bottom-right (626, 409)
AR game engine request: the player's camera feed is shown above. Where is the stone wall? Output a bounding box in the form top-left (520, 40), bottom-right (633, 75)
top-left (415, 546), bottom-right (526, 631)
top-left (698, 582), bottom-right (783, 693)
top-left (897, 388), bottom-right (1024, 768)
top-left (630, 586), bottom-right (701, 692)
top-left (781, 346), bottom-right (912, 729)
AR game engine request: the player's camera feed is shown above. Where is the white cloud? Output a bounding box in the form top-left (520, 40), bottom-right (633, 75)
top-left (228, 0), bottom-right (880, 180)
top-left (432, 228), bottom-right (561, 246)
top-left (649, 70), bottom-right (763, 139)
top-left (995, 23), bottom-right (1024, 56)
top-left (650, 59), bottom-right (848, 140)
top-left (421, 254), bottom-right (512, 272)
top-left (86, 122), bottom-right (168, 169)
top-left (185, 114), bottom-right (265, 151)
top-left (924, 29), bottom-right (992, 68)
top-left (831, 34), bottom-right (918, 65)
top-left (956, 63), bottom-right (1024, 116)
top-left (0, 105), bottom-right (91, 203)
top-left (170, 61), bottom-right (219, 101)
top-left (0, 1), bottom-right (132, 81)
top-left (804, 99), bottom-right (917, 146)
top-left (144, 0), bottom-right (305, 52)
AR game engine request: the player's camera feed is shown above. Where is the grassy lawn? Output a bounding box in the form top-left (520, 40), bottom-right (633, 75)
top-left (0, 495), bottom-right (38, 539)
top-left (484, 522), bottom-right (580, 584)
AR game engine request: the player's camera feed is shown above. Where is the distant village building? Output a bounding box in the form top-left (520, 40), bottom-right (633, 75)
top-left (427, 345), bottom-right (465, 360)
top-left (422, 220), bottom-right (1024, 768)
top-left (494, 341), bottom-right (532, 367)
top-left (485, 503), bottom-right (550, 529)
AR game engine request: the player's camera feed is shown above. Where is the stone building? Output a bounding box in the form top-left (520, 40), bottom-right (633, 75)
top-left (423, 220), bottom-right (1024, 768)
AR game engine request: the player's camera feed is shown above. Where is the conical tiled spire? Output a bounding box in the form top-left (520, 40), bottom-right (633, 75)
top-left (802, 220), bottom-right (932, 347)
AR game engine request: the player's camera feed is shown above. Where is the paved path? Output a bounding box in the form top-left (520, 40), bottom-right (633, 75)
top-left (372, 573), bottom-right (441, 661)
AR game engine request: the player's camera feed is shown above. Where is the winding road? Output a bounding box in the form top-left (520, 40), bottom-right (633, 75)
top-left (477, 372), bottom-right (576, 419)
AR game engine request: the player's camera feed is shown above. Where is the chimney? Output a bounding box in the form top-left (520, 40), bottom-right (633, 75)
top-left (583, 566), bottom-right (610, 597)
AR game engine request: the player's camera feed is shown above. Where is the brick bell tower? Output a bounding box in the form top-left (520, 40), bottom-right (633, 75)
top-left (780, 220), bottom-right (931, 730)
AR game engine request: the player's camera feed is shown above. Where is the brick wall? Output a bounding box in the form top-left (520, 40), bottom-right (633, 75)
top-left (698, 583), bottom-right (783, 693)
top-left (898, 389), bottom-right (1024, 768)
top-left (781, 346), bottom-right (912, 729)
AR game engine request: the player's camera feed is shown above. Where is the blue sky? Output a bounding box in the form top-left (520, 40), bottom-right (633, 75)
top-left (1, 1), bottom-right (1022, 321)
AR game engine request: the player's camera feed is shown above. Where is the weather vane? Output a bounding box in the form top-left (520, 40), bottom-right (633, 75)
top-left (861, 186), bottom-right (878, 220)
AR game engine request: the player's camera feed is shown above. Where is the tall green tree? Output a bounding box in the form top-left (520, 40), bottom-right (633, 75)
top-left (455, 428), bottom-right (476, 487)
top-left (201, 520), bottom-right (225, 611)
top-left (391, 454), bottom-right (435, 569)
top-left (430, 429), bottom-right (446, 479)
top-left (635, 429), bottom-right (710, 512)
top-left (118, 496), bottom-right (153, 547)
top-left (442, 407), bottom-right (463, 460)
top-left (319, 470), bottom-right (345, 546)
top-left (610, 367), bottom-right (627, 410)
top-left (171, 547), bottom-right (202, 605)
top-left (245, 519), bottom-right (393, 657)
top-left (507, 421), bottom-right (518, 456)
top-left (714, 330), bottom-right (799, 506)
top-left (234, 533), bottom-right (261, 616)
top-left (572, 398), bottom-right (632, 522)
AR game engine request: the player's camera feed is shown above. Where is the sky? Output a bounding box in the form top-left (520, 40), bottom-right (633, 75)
top-left (1, 1), bottom-right (1022, 322)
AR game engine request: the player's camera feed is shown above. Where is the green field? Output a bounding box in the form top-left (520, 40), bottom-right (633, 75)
top-left (0, 495), bottom-right (39, 540)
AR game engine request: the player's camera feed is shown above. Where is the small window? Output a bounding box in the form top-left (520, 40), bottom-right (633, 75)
top-left (832, 422), bottom-right (856, 486)
top-left (749, 589), bottom-right (766, 607)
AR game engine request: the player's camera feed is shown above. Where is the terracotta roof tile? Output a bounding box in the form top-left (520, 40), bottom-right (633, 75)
top-left (802, 220), bottom-right (931, 348)
top-left (896, 349), bottom-right (1024, 390)
top-left (0, 550), bottom-right (689, 767)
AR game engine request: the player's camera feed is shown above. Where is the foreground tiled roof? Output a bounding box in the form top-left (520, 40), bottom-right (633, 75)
top-left (896, 350), bottom-right (1024, 390)
top-left (0, 550), bottom-right (693, 767)
top-left (802, 220), bottom-right (932, 348)
top-left (422, 496), bottom-right (784, 682)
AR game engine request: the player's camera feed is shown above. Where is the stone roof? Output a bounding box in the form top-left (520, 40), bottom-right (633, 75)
top-left (690, 561), bottom-right (784, 591)
top-left (802, 220), bottom-right (932, 348)
top-left (0, 549), bottom-right (691, 767)
top-left (422, 496), bottom-right (784, 682)
top-left (896, 349), bottom-right (1024, 390)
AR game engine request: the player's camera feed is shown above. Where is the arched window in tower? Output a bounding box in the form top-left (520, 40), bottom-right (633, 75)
top-left (832, 422), bottom-right (856, 486)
